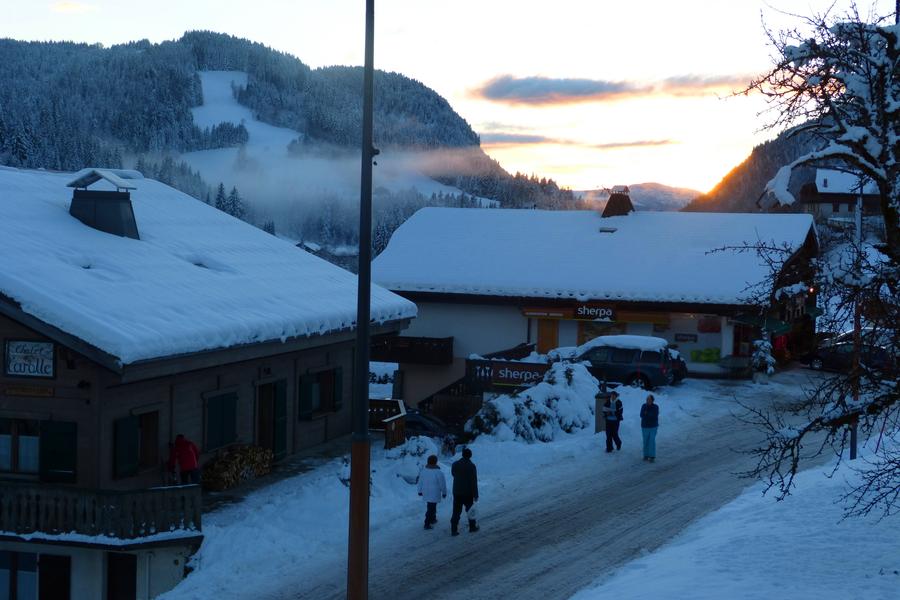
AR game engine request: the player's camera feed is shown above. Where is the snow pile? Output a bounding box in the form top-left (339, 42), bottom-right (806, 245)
top-left (467, 362), bottom-right (599, 442)
top-left (384, 436), bottom-right (441, 484)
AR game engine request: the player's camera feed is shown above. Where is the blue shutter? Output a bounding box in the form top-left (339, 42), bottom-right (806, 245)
top-left (40, 420), bottom-right (78, 483)
top-left (332, 368), bottom-right (344, 412)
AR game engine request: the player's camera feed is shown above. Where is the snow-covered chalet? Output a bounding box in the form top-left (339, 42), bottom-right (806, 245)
top-left (0, 167), bottom-right (415, 598)
top-left (372, 198), bottom-right (817, 406)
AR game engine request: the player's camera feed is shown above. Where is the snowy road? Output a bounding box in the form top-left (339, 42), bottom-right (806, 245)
top-left (287, 382), bottom-right (810, 600)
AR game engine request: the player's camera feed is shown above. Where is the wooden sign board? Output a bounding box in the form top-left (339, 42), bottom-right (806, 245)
top-left (4, 340), bottom-right (55, 379)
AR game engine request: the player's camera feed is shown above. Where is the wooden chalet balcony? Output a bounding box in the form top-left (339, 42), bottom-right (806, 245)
top-left (0, 482), bottom-right (202, 543)
top-left (371, 335), bottom-right (453, 365)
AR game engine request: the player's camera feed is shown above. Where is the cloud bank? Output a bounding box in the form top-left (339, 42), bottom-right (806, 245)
top-left (473, 73), bottom-right (753, 105)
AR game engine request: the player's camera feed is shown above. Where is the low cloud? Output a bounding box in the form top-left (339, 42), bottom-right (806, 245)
top-left (51, 1), bottom-right (97, 13)
top-left (589, 139), bottom-right (675, 150)
top-left (475, 75), bottom-right (648, 105)
top-left (480, 132), bottom-right (676, 151)
top-left (480, 133), bottom-right (557, 145)
top-left (473, 73), bottom-right (754, 105)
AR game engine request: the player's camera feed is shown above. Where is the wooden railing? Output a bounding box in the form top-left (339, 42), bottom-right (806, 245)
top-left (0, 482), bottom-right (202, 541)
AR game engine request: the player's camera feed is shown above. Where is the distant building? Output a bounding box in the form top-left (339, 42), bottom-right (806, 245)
top-left (372, 205), bottom-right (817, 406)
top-left (0, 167), bottom-right (414, 599)
top-left (799, 168), bottom-right (881, 220)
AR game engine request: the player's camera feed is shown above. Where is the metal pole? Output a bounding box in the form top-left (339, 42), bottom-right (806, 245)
top-left (850, 191), bottom-right (862, 461)
top-left (348, 1), bottom-right (376, 598)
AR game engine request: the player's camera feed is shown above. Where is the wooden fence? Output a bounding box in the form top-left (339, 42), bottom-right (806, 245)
top-left (0, 482), bottom-right (202, 540)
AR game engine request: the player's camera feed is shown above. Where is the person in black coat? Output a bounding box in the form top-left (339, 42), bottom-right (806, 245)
top-left (602, 391), bottom-right (624, 452)
top-left (640, 394), bottom-right (660, 462)
top-left (450, 447), bottom-right (479, 536)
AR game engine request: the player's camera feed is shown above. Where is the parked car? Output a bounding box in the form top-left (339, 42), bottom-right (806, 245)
top-left (562, 335), bottom-right (674, 389)
top-left (802, 342), bottom-right (895, 375)
top-left (668, 349), bottom-right (688, 383)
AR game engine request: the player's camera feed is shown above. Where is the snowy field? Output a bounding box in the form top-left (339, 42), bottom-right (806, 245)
top-left (571, 437), bottom-right (900, 600)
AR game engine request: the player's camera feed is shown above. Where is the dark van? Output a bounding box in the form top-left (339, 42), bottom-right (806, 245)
top-left (573, 344), bottom-right (674, 389)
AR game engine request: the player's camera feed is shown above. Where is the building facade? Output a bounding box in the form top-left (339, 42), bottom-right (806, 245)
top-left (0, 167), bottom-right (414, 599)
top-left (373, 206), bottom-right (817, 406)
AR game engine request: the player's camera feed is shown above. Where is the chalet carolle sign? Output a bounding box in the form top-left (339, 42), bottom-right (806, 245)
top-left (5, 340), bottom-right (55, 378)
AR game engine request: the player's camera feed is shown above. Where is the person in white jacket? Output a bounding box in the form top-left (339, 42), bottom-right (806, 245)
top-left (417, 454), bottom-right (447, 530)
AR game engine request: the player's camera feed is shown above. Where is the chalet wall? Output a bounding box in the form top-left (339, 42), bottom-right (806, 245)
top-left (1, 310), bottom-right (356, 491)
top-left (0, 312), bottom-right (101, 488)
top-left (404, 302), bottom-right (528, 358)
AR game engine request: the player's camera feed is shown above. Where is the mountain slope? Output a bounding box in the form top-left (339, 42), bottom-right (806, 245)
top-left (683, 129), bottom-right (820, 212)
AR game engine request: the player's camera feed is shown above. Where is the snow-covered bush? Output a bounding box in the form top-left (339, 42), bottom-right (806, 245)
top-left (466, 362), bottom-right (598, 442)
top-left (752, 337), bottom-right (776, 375)
top-left (383, 436), bottom-right (440, 484)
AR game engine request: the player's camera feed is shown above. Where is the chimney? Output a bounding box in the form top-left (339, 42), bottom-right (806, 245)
top-left (601, 185), bottom-right (634, 218)
top-left (66, 169), bottom-right (140, 240)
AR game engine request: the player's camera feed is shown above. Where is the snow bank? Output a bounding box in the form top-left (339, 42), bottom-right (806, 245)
top-left (467, 362), bottom-right (599, 442)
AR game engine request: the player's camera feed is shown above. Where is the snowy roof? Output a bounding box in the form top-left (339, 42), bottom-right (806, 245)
top-left (815, 169), bottom-right (878, 195)
top-left (0, 167), bottom-right (415, 366)
top-left (373, 208), bottom-right (815, 305)
top-left (67, 168), bottom-right (140, 190)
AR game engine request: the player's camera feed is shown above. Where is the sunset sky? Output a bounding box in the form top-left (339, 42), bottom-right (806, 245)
top-left (2, 0), bottom-right (894, 192)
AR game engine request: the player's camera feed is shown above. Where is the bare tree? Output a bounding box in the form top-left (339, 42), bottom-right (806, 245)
top-left (740, 3), bottom-right (900, 517)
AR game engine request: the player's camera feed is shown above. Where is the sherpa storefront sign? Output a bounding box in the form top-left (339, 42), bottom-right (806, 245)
top-left (521, 303), bottom-right (616, 322)
top-left (5, 340), bottom-right (55, 378)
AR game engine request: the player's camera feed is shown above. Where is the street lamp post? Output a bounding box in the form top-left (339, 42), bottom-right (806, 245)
top-left (348, 0), bottom-right (376, 598)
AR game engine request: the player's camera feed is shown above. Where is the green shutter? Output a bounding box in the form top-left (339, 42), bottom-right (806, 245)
top-left (113, 416), bottom-right (139, 479)
top-left (298, 376), bottom-right (313, 421)
top-left (40, 420), bottom-right (78, 483)
top-left (332, 368), bottom-right (344, 412)
top-left (206, 397), bottom-right (223, 450)
top-left (223, 392), bottom-right (237, 445)
top-left (273, 381), bottom-right (287, 460)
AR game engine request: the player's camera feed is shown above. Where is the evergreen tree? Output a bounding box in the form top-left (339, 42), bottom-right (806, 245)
top-left (214, 183), bottom-right (227, 211)
top-left (227, 186), bottom-right (245, 220)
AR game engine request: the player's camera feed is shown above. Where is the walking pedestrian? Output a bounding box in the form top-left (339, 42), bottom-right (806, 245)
top-left (450, 447), bottom-right (479, 536)
top-left (167, 434), bottom-right (201, 484)
top-left (640, 395), bottom-right (659, 462)
top-left (417, 454), bottom-right (447, 530)
top-left (602, 390), bottom-right (623, 452)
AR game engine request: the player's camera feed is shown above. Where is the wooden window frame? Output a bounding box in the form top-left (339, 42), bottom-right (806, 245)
top-left (0, 418), bottom-right (40, 476)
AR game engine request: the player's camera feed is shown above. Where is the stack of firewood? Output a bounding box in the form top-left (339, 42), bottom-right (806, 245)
top-left (202, 445), bottom-right (274, 491)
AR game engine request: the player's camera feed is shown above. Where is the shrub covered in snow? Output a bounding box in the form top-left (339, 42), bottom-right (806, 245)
top-left (383, 436), bottom-right (440, 484)
top-left (466, 362), bottom-right (599, 442)
top-left (752, 337), bottom-right (776, 375)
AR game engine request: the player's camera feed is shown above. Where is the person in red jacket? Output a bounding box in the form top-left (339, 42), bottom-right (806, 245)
top-left (167, 434), bottom-right (201, 484)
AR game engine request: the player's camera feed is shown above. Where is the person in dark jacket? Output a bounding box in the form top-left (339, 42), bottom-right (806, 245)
top-left (602, 391), bottom-right (624, 453)
top-left (167, 434), bottom-right (201, 484)
top-left (450, 447), bottom-right (479, 536)
top-left (640, 395), bottom-right (660, 462)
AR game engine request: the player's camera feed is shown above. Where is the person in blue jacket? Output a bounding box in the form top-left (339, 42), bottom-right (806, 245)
top-left (640, 394), bottom-right (660, 462)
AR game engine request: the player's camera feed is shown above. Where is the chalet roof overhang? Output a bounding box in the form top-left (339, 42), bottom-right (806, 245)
top-left (390, 290), bottom-right (753, 316)
top-left (0, 292), bottom-right (410, 383)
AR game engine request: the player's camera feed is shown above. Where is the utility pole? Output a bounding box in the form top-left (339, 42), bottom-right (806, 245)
top-left (348, 0), bottom-right (376, 598)
top-left (850, 187), bottom-right (862, 460)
